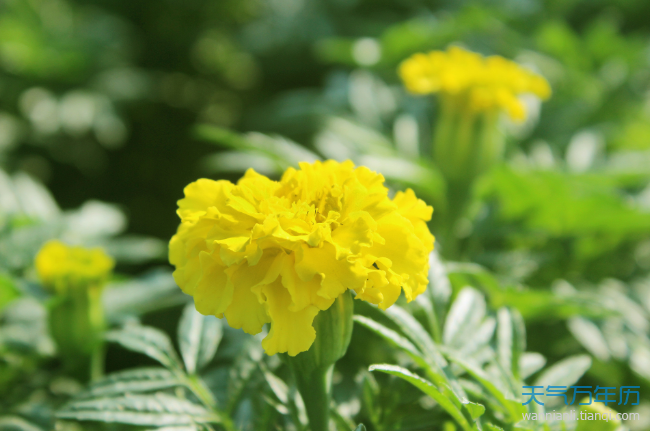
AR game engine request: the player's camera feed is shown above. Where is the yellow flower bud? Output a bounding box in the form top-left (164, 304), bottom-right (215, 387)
top-left (35, 240), bottom-right (114, 293)
top-left (399, 46), bottom-right (550, 121)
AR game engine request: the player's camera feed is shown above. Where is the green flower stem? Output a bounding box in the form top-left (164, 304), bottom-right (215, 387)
top-left (294, 364), bottom-right (333, 431)
top-left (432, 95), bottom-right (504, 259)
top-left (283, 290), bottom-right (354, 431)
top-left (49, 284), bottom-right (106, 381)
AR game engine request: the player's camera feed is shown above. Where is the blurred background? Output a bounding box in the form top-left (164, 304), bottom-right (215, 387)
top-left (2, 0), bottom-right (649, 244)
top-left (3, 0), bottom-right (650, 429)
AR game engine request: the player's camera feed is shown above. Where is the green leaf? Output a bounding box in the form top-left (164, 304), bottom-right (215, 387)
top-left (534, 355), bottom-right (592, 405)
top-left (443, 288), bottom-right (486, 349)
top-left (104, 270), bottom-right (186, 321)
top-left (369, 364), bottom-right (471, 431)
top-left (0, 274), bottom-right (19, 311)
top-left (178, 303), bottom-right (222, 374)
top-left (261, 369), bottom-right (289, 405)
top-left (354, 314), bottom-right (469, 411)
top-left (360, 371), bottom-right (380, 426)
top-left (519, 353), bottom-right (547, 380)
top-left (354, 425), bottom-right (367, 431)
top-left (77, 368), bottom-right (185, 398)
top-left (226, 342), bottom-right (263, 415)
top-left (0, 416), bottom-right (44, 431)
top-left (464, 401), bottom-right (485, 420)
top-left (144, 427), bottom-right (201, 431)
top-left (567, 317), bottom-right (610, 362)
top-left (106, 324), bottom-right (183, 370)
top-left (57, 393), bottom-right (220, 426)
top-left (497, 308), bottom-right (526, 380)
top-left (383, 305), bottom-right (442, 366)
top-left (443, 350), bottom-right (526, 421)
top-left (354, 315), bottom-right (428, 368)
top-left (427, 251), bottom-right (452, 341)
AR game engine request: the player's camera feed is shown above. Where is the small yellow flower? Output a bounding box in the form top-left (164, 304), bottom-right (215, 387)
top-left (399, 46), bottom-right (551, 121)
top-left (35, 240), bottom-right (114, 292)
top-left (169, 160), bottom-right (434, 356)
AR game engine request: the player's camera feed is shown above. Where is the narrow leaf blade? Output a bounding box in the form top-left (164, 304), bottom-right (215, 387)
top-left (178, 303), bottom-right (222, 374)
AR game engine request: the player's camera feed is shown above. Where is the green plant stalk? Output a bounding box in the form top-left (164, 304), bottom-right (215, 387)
top-left (432, 97), bottom-right (505, 259)
top-left (185, 375), bottom-right (237, 431)
top-left (49, 283), bottom-right (106, 381)
top-left (283, 290), bottom-right (354, 431)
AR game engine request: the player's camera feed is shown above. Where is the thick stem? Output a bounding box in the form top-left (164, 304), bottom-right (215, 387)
top-left (293, 365), bottom-right (333, 431)
top-left (283, 291), bottom-right (354, 431)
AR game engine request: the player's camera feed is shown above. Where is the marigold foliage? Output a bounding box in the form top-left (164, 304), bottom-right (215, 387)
top-left (399, 46), bottom-right (551, 121)
top-left (35, 240), bottom-right (114, 292)
top-left (169, 160), bottom-right (434, 356)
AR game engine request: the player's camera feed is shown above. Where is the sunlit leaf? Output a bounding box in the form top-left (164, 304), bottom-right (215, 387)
top-left (77, 368), bottom-right (185, 399)
top-left (57, 393), bottom-right (219, 426)
top-left (369, 364), bottom-right (472, 431)
top-left (106, 324), bottom-right (183, 370)
top-left (178, 303), bottom-right (222, 374)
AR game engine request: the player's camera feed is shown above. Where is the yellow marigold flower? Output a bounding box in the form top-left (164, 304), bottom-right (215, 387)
top-left (399, 46), bottom-right (551, 121)
top-left (35, 240), bottom-right (114, 292)
top-left (169, 160), bottom-right (434, 356)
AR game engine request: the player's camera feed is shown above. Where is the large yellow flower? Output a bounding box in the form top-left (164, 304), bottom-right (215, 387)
top-left (35, 240), bottom-right (114, 292)
top-left (399, 46), bottom-right (551, 121)
top-left (169, 160), bottom-right (434, 356)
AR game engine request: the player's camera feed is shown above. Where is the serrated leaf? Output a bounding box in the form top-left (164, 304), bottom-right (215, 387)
top-left (369, 364), bottom-right (471, 431)
top-left (464, 401), bottom-right (485, 420)
top-left (178, 303), bottom-right (223, 374)
top-left (443, 288), bottom-right (486, 348)
top-left (104, 270), bottom-right (186, 322)
top-left (497, 308), bottom-right (526, 380)
top-left (57, 393), bottom-right (220, 426)
top-left (78, 368), bottom-right (185, 398)
top-left (519, 353), bottom-right (546, 380)
top-left (443, 350), bottom-right (526, 421)
top-left (459, 317), bottom-right (496, 358)
top-left (567, 317), bottom-right (611, 362)
top-left (353, 315), bottom-right (428, 369)
top-left (226, 342), bottom-right (263, 415)
top-left (0, 416), bottom-right (44, 431)
top-left (383, 305), bottom-right (442, 366)
top-left (354, 315), bottom-right (469, 409)
top-left (534, 354), bottom-right (592, 404)
top-left (106, 325), bottom-right (183, 370)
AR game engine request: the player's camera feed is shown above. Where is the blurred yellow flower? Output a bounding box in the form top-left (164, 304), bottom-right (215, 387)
top-left (169, 160), bottom-right (434, 356)
top-left (399, 46), bottom-right (551, 121)
top-left (35, 240), bottom-right (114, 292)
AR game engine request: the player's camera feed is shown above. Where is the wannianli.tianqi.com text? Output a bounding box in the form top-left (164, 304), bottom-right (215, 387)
top-left (522, 411), bottom-right (640, 422)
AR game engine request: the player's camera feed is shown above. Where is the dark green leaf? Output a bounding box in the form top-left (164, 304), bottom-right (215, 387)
top-left (106, 324), bottom-right (183, 370)
top-left (77, 368), bottom-right (185, 398)
top-left (57, 393), bottom-right (220, 426)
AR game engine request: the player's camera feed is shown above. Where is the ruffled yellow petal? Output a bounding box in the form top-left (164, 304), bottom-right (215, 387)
top-left (261, 279), bottom-right (320, 356)
top-left (193, 251), bottom-right (232, 316)
top-left (168, 160), bottom-right (435, 356)
top-left (294, 242), bottom-right (367, 300)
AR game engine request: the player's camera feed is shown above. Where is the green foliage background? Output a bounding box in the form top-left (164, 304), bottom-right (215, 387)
top-left (2, 0), bottom-right (650, 430)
